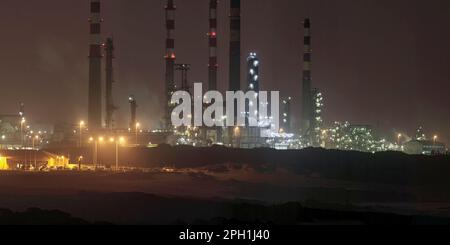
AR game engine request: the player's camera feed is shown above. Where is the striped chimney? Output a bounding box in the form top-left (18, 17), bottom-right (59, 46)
top-left (164, 0), bottom-right (176, 130)
top-left (88, 0), bottom-right (103, 131)
top-left (208, 0), bottom-right (218, 91)
top-left (229, 0), bottom-right (241, 92)
top-left (301, 18), bottom-right (313, 142)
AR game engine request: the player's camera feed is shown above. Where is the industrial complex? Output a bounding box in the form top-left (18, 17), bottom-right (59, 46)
top-left (0, 0), bottom-right (446, 171)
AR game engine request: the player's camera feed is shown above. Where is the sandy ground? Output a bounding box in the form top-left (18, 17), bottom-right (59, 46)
top-left (0, 169), bottom-right (448, 223)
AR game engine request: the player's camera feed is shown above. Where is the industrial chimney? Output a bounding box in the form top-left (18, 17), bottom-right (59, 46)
top-left (208, 0), bottom-right (218, 91)
top-left (129, 95), bottom-right (137, 131)
top-left (229, 0), bottom-right (241, 91)
top-left (301, 18), bottom-right (313, 144)
top-left (88, 0), bottom-right (103, 131)
top-left (105, 37), bottom-right (116, 130)
top-left (164, 0), bottom-right (176, 130)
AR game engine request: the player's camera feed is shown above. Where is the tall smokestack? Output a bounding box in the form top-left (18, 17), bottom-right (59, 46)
top-left (208, 0), bottom-right (218, 91)
top-left (129, 95), bottom-right (137, 131)
top-left (301, 18), bottom-right (313, 144)
top-left (229, 0), bottom-right (241, 91)
top-left (164, 0), bottom-right (176, 130)
top-left (88, 0), bottom-right (103, 131)
top-left (105, 37), bottom-right (116, 130)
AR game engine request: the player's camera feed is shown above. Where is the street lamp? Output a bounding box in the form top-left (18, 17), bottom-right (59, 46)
top-left (20, 118), bottom-right (26, 147)
top-left (32, 135), bottom-right (39, 170)
top-left (79, 121), bottom-right (85, 147)
top-left (32, 135), bottom-right (39, 149)
top-left (89, 137), bottom-right (96, 168)
top-left (397, 133), bottom-right (402, 145)
top-left (234, 127), bottom-right (241, 148)
top-left (89, 136), bottom-right (103, 169)
top-left (234, 126), bottom-right (240, 136)
top-left (433, 135), bottom-right (438, 145)
top-left (1, 135), bottom-right (5, 150)
top-left (113, 137), bottom-right (126, 171)
top-left (135, 122), bottom-right (140, 145)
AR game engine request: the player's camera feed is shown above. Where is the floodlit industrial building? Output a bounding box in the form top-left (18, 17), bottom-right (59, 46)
top-left (404, 140), bottom-right (447, 155)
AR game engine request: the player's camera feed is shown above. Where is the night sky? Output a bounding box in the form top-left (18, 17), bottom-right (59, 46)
top-left (0, 0), bottom-right (449, 143)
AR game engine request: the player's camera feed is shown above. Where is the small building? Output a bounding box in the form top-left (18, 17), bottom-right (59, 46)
top-left (0, 150), bottom-right (71, 170)
top-left (0, 156), bottom-right (9, 170)
top-left (222, 127), bottom-right (268, 149)
top-left (404, 140), bottom-right (446, 155)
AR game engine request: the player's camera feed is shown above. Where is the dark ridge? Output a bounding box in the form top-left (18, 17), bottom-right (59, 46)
top-left (0, 208), bottom-right (107, 225)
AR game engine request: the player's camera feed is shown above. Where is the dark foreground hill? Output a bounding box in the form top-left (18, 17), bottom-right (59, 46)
top-left (1, 194), bottom-right (450, 225)
top-left (0, 208), bottom-right (93, 225)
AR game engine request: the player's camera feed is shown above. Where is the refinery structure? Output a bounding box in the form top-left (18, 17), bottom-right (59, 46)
top-left (0, 0), bottom-right (447, 171)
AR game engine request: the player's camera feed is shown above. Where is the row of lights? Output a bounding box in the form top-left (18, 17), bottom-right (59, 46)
top-left (397, 133), bottom-right (439, 144)
top-left (79, 121), bottom-right (142, 132)
top-left (89, 136), bottom-right (126, 144)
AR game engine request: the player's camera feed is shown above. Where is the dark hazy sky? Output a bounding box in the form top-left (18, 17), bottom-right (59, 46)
top-left (0, 0), bottom-right (449, 143)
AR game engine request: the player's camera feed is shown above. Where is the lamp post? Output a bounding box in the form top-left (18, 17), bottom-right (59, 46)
top-left (32, 135), bottom-right (39, 170)
top-left (114, 137), bottom-right (125, 172)
top-left (1, 135), bottom-right (5, 150)
top-left (98, 137), bottom-right (104, 168)
top-left (135, 122), bottom-right (140, 146)
top-left (32, 135), bottom-right (39, 149)
top-left (89, 136), bottom-right (103, 170)
top-left (234, 126), bottom-right (241, 148)
top-left (79, 121), bottom-right (85, 148)
top-left (397, 133), bottom-right (402, 146)
top-left (89, 137), bottom-right (96, 168)
top-left (20, 118), bottom-right (26, 147)
top-left (433, 135), bottom-right (438, 145)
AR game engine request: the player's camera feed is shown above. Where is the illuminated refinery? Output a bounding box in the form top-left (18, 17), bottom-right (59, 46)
top-left (0, 0), bottom-right (446, 173)
top-left (0, 0), bottom-right (450, 231)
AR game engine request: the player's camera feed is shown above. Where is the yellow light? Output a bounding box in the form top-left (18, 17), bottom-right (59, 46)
top-left (109, 137), bottom-right (115, 143)
top-left (234, 127), bottom-right (240, 136)
top-left (99, 137), bottom-right (104, 142)
top-left (136, 122), bottom-right (140, 128)
top-left (119, 137), bottom-right (125, 143)
top-left (35, 135), bottom-right (39, 139)
top-left (80, 121), bottom-right (85, 126)
top-left (89, 137), bottom-right (94, 142)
